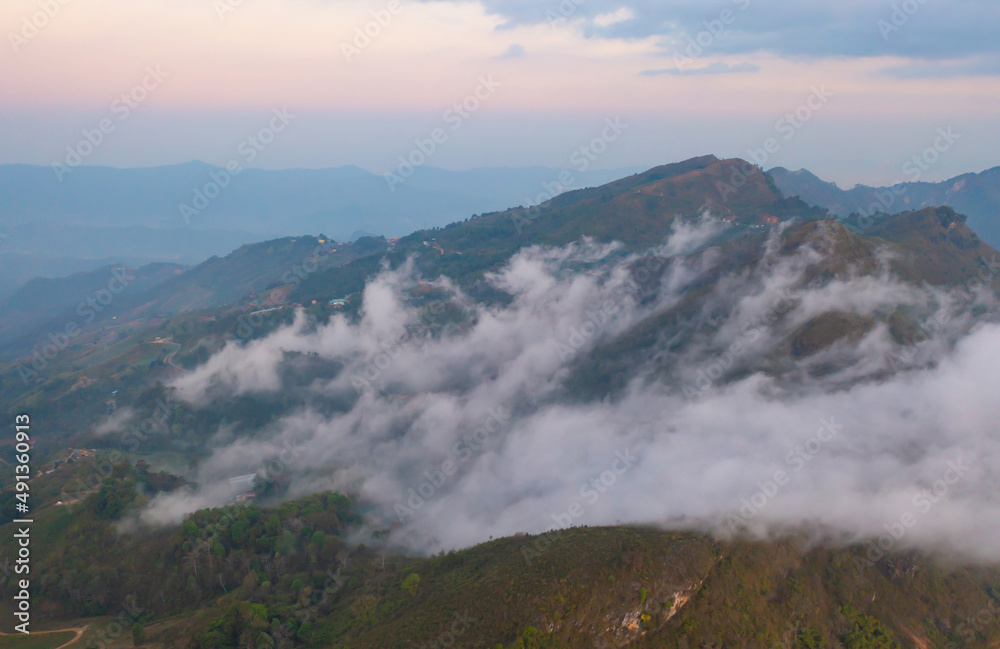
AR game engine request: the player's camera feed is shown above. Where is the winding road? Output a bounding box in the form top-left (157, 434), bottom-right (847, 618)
top-left (0, 625), bottom-right (88, 648)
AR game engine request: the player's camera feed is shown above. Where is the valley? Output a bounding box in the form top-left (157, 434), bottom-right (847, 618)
top-left (3, 156), bottom-right (1000, 647)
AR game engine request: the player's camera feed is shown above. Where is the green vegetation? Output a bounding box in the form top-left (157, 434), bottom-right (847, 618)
top-left (0, 631), bottom-right (77, 649)
top-left (401, 573), bottom-right (420, 596)
top-left (132, 621), bottom-right (147, 646)
top-left (294, 157), bottom-right (827, 306)
top-left (502, 626), bottom-right (565, 649)
top-left (3, 160), bottom-right (994, 477)
top-left (2, 457), bottom-right (1000, 647)
top-left (840, 605), bottom-right (899, 649)
top-left (2, 160), bottom-right (1000, 648)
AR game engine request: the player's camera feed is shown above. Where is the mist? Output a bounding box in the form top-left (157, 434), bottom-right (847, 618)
top-left (140, 219), bottom-right (1000, 562)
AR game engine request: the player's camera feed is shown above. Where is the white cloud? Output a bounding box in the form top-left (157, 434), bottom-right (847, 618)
top-left (593, 7), bottom-right (634, 27)
top-left (150, 220), bottom-right (1000, 564)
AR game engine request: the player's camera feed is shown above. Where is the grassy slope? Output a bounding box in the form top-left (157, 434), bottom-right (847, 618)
top-left (0, 631), bottom-right (79, 648)
top-left (375, 529), bottom-right (1000, 649)
top-left (294, 157), bottom-right (828, 302)
top-left (564, 210), bottom-right (1000, 400)
top-left (864, 206), bottom-right (998, 285)
top-left (3, 461), bottom-right (999, 648)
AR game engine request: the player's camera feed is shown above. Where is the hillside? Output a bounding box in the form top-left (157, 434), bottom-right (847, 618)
top-left (0, 163), bottom-right (645, 300)
top-left (565, 205), bottom-right (1000, 399)
top-left (294, 156), bottom-right (828, 300)
top-left (2, 458), bottom-right (999, 649)
top-left (863, 206), bottom-right (997, 285)
top-left (769, 165), bottom-right (1000, 249)
top-left (0, 163), bottom-right (639, 257)
top-left (0, 235), bottom-right (382, 359)
top-left (3, 160), bottom-right (996, 468)
top-left (0, 262), bottom-right (185, 347)
top-left (2, 159), bottom-right (1000, 649)
top-left (119, 235), bottom-right (382, 316)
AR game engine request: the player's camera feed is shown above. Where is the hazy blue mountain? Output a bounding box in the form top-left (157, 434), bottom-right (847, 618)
top-left (0, 162), bottom-right (639, 294)
top-left (4, 222), bottom-right (259, 260)
top-left (769, 165), bottom-right (1000, 248)
top-left (0, 262), bottom-right (185, 346)
top-left (0, 162), bottom-right (640, 240)
top-left (0, 234), bottom-right (388, 355)
top-left (0, 223), bottom-right (264, 299)
top-left (0, 252), bottom-right (131, 301)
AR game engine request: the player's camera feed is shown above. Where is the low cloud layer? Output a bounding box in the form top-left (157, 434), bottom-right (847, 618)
top-left (148, 221), bottom-right (1000, 562)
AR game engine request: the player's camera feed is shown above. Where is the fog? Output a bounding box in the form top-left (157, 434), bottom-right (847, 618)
top-left (139, 219), bottom-right (1000, 562)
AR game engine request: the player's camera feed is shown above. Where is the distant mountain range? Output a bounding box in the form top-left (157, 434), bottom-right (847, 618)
top-left (7, 160), bottom-right (997, 300)
top-left (292, 155), bottom-right (828, 300)
top-left (769, 164), bottom-right (1000, 248)
top-left (13, 155), bottom-right (996, 362)
top-left (0, 262), bottom-right (186, 350)
top-left (0, 234), bottom-right (385, 354)
top-left (0, 162), bottom-right (639, 291)
top-left (4, 156), bottom-right (1000, 649)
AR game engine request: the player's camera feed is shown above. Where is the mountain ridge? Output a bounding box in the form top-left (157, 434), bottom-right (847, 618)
top-left (769, 164), bottom-right (1000, 249)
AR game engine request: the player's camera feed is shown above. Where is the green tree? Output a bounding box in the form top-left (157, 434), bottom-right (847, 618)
top-left (402, 573), bottom-right (421, 596)
top-left (132, 622), bottom-right (146, 646)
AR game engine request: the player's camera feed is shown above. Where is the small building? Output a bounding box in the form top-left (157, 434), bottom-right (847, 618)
top-left (328, 298), bottom-right (347, 308)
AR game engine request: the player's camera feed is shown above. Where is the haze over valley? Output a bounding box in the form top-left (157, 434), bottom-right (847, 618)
top-left (2, 1), bottom-right (1000, 647)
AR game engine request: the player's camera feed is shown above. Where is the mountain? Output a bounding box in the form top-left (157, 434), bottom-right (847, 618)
top-left (294, 155), bottom-right (829, 299)
top-left (0, 262), bottom-right (185, 347)
top-left (769, 165), bottom-right (1000, 248)
top-left (2, 222), bottom-right (264, 264)
top-left (0, 252), bottom-right (141, 302)
top-left (0, 224), bottom-right (262, 302)
top-left (111, 235), bottom-right (378, 316)
top-left (2, 157), bottom-right (1000, 649)
top-left (0, 235), bottom-right (387, 356)
top-left (0, 162), bottom-right (641, 269)
top-left (2, 462), bottom-right (999, 648)
top-left (565, 204), bottom-right (998, 399)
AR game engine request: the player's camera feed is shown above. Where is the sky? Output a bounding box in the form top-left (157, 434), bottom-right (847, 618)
top-left (1, 0), bottom-right (998, 187)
